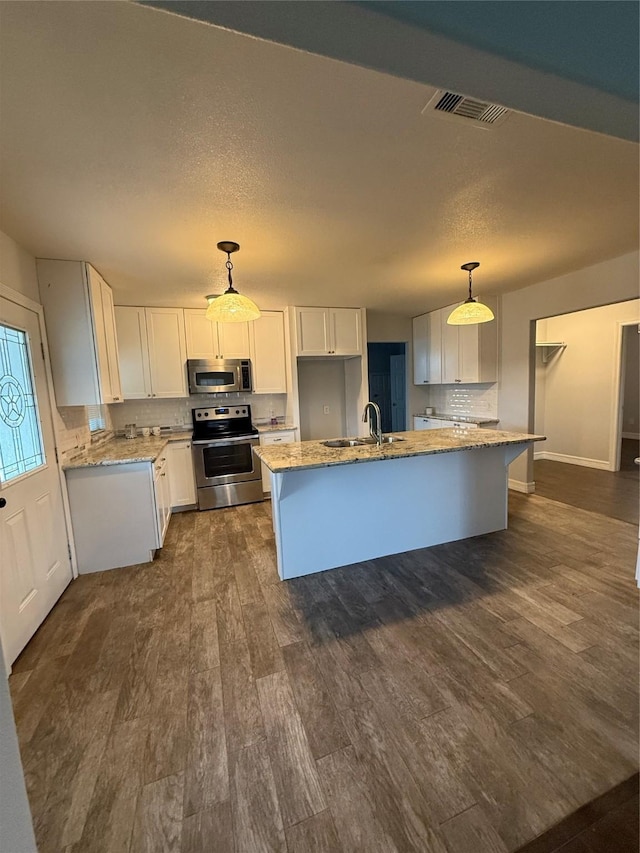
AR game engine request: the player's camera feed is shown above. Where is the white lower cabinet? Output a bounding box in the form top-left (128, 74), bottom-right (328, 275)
top-left (166, 440), bottom-right (196, 509)
top-left (65, 459), bottom-right (171, 573)
top-left (153, 453), bottom-right (171, 545)
top-left (259, 430), bottom-right (296, 492)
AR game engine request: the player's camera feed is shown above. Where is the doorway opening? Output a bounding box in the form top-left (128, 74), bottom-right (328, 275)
top-left (532, 302), bottom-right (639, 525)
top-left (367, 343), bottom-right (407, 433)
top-left (615, 323), bottom-right (640, 472)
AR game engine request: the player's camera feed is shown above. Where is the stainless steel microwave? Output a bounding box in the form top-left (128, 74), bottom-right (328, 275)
top-left (187, 359), bottom-right (253, 394)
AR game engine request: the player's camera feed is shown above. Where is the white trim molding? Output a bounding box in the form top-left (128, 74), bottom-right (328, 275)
top-left (533, 450), bottom-right (611, 471)
top-left (508, 478), bottom-right (536, 493)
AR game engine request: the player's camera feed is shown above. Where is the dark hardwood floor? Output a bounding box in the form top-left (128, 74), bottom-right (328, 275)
top-left (534, 438), bottom-right (639, 525)
top-left (9, 492), bottom-right (639, 852)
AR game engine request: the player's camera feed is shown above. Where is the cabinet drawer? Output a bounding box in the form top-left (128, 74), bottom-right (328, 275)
top-left (261, 430), bottom-right (296, 446)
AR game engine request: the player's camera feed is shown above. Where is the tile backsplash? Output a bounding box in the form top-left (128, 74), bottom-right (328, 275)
top-left (54, 405), bottom-right (114, 463)
top-left (422, 384), bottom-right (498, 419)
top-left (108, 393), bottom-right (289, 432)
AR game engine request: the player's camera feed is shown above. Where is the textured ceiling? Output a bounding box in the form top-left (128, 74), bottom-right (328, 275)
top-left (0, 1), bottom-right (637, 317)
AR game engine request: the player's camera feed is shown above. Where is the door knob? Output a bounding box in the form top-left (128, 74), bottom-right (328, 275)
top-left (0, 497), bottom-right (6, 508)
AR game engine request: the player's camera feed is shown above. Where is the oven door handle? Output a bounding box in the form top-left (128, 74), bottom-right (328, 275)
top-left (192, 436), bottom-right (259, 446)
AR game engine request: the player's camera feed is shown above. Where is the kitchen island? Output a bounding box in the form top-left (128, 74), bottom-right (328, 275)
top-left (255, 428), bottom-right (545, 580)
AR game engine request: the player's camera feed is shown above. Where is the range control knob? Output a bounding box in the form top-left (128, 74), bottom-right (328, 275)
top-left (235, 409), bottom-right (240, 414)
top-left (204, 412), bottom-right (209, 417)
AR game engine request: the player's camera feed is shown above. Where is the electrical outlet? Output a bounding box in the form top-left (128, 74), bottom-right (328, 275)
top-left (323, 405), bottom-right (330, 415)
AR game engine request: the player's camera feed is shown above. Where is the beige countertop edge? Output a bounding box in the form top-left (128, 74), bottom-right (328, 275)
top-left (412, 413), bottom-right (500, 424)
top-left (63, 436), bottom-right (170, 470)
top-left (254, 423), bottom-right (298, 433)
top-left (255, 430), bottom-right (545, 474)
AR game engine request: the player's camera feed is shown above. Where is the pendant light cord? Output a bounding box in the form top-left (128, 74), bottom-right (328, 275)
top-left (225, 255), bottom-right (238, 294)
top-left (468, 269), bottom-right (473, 300)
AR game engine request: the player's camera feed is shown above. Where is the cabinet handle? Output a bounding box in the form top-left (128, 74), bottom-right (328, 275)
top-left (423, 381), bottom-right (429, 384)
top-left (455, 379), bottom-right (461, 383)
top-left (147, 394), bottom-right (151, 397)
top-left (113, 396), bottom-right (120, 401)
top-left (152, 393), bottom-right (156, 397)
top-left (161, 472), bottom-right (166, 477)
top-left (160, 457), bottom-right (166, 462)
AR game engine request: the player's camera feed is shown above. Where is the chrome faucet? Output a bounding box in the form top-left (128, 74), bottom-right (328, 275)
top-left (362, 401), bottom-right (383, 446)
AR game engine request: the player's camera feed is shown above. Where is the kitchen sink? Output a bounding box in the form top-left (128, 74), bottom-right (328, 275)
top-left (322, 435), bottom-right (405, 448)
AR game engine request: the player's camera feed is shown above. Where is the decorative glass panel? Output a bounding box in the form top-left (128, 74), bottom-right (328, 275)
top-left (0, 323), bottom-right (45, 482)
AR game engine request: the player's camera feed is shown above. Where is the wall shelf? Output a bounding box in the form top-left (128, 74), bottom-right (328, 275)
top-left (536, 341), bottom-right (566, 364)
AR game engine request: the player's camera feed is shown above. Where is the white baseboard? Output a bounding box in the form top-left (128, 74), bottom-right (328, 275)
top-left (508, 479), bottom-right (536, 493)
top-left (533, 450), bottom-right (610, 471)
top-left (622, 431), bottom-right (640, 440)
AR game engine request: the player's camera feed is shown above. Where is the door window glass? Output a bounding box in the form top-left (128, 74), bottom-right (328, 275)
top-left (0, 323), bottom-right (45, 482)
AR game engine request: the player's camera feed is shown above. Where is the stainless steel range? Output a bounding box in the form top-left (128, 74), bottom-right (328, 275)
top-left (191, 405), bottom-right (263, 510)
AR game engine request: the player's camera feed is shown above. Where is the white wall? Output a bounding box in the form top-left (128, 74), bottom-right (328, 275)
top-left (298, 360), bottom-right (347, 440)
top-left (500, 250), bottom-right (640, 490)
top-left (622, 327), bottom-right (639, 437)
top-left (0, 230), bottom-right (39, 302)
top-left (534, 300), bottom-right (639, 468)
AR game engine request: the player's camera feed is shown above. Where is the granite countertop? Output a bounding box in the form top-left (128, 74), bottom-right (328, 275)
top-left (255, 428), bottom-right (545, 473)
top-left (413, 413), bottom-right (500, 425)
top-left (254, 422), bottom-right (298, 433)
top-left (62, 430), bottom-right (193, 470)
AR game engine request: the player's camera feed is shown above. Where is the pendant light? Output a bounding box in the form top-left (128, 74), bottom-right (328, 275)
top-left (205, 241), bottom-right (261, 323)
top-left (447, 262), bottom-right (494, 325)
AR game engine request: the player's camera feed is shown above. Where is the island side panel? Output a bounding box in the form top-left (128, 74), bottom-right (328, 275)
top-left (271, 444), bottom-right (530, 580)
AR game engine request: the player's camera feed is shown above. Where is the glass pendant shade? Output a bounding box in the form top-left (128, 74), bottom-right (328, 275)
top-left (205, 291), bottom-right (261, 323)
top-left (205, 240), bottom-right (261, 323)
top-left (447, 299), bottom-right (494, 325)
top-left (447, 261), bottom-right (494, 325)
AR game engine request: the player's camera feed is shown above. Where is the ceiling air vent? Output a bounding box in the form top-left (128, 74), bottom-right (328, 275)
top-left (423, 90), bottom-right (510, 128)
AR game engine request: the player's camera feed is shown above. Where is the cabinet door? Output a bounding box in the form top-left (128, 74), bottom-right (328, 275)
top-left (217, 321), bottom-right (251, 359)
top-left (427, 310), bottom-right (443, 383)
top-left (250, 311), bottom-right (287, 393)
top-left (412, 315), bottom-right (428, 384)
top-left (458, 324), bottom-right (480, 383)
top-left (184, 309), bottom-right (218, 359)
top-left (115, 306), bottom-right (152, 399)
top-left (153, 456), bottom-right (171, 547)
top-left (166, 441), bottom-right (196, 507)
top-left (441, 308), bottom-right (460, 383)
top-left (100, 280), bottom-right (123, 402)
top-left (331, 308), bottom-right (361, 355)
top-left (145, 308), bottom-right (188, 398)
top-left (296, 307), bottom-right (330, 355)
top-left (86, 266), bottom-right (113, 402)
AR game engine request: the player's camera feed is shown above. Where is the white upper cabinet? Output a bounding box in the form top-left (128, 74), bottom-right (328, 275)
top-left (295, 307), bottom-right (362, 356)
top-left (414, 298), bottom-right (498, 385)
top-left (413, 310), bottom-right (442, 385)
top-left (36, 259), bottom-right (123, 406)
top-left (250, 311), bottom-right (287, 393)
top-left (99, 278), bottom-right (123, 402)
top-left (184, 309), bottom-right (250, 359)
top-left (115, 306), bottom-right (187, 399)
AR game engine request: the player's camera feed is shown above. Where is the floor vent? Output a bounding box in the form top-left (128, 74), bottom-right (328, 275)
top-left (423, 90), bottom-right (510, 128)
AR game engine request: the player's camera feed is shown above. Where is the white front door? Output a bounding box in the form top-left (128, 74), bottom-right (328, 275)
top-left (0, 294), bottom-right (72, 668)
